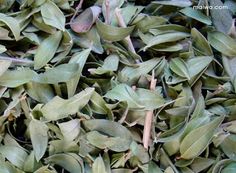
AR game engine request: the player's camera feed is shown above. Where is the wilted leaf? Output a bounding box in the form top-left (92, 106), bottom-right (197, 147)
top-left (71, 6), bottom-right (101, 33)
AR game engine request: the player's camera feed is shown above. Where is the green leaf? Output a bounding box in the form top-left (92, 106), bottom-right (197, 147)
top-left (89, 91), bottom-right (109, 114)
top-left (221, 162), bottom-right (236, 173)
top-left (71, 26), bottom-right (104, 54)
top-left (190, 157), bottom-right (215, 173)
top-left (208, 31), bottom-right (236, 57)
top-left (58, 119), bottom-right (80, 142)
top-left (170, 58), bottom-right (190, 80)
top-left (67, 48), bottom-right (91, 97)
top-left (152, 0), bottom-right (192, 7)
top-left (0, 146), bottom-right (28, 169)
top-left (23, 151), bottom-right (42, 172)
top-left (0, 60), bottom-right (11, 77)
top-left (148, 161), bottom-right (163, 173)
top-left (0, 13), bottom-right (21, 40)
top-left (92, 156), bottom-right (108, 173)
top-left (135, 16), bottom-right (166, 33)
top-left (94, 54), bottom-right (120, 74)
top-left (29, 119), bottom-right (48, 161)
top-left (25, 82), bottom-right (54, 103)
top-left (96, 19), bottom-right (135, 41)
top-left (34, 64), bottom-right (79, 84)
top-left (180, 116), bottom-right (224, 159)
top-left (143, 32), bottom-right (190, 51)
top-left (121, 58), bottom-right (161, 80)
top-left (187, 56), bottom-right (213, 84)
top-left (0, 68), bottom-right (36, 87)
top-left (45, 153), bottom-right (83, 173)
top-left (222, 56), bottom-right (236, 80)
top-left (104, 84), bottom-right (144, 109)
top-left (191, 28), bottom-right (213, 56)
top-left (221, 134), bottom-right (236, 160)
top-left (41, 1), bottom-right (65, 31)
top-left (0, 44), bottom-right (6, 53)
top-left (34, 31), bottom-right (62, 69)
top-left (83, 119), bottom-right (133, 148)
top-left (180, 7), bottom-right (212, 25)
top-left (41, 88), bottom-right (94, 120)
top-left (136, 88), bottom-right (165, 110)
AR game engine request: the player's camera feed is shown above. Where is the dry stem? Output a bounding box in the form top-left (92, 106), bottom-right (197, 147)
top-left (115, 8), bottom-right (136, 54)
top-left (143, 70), bottom-right (157, 149)
top-left (70, 0), bottom-right (84, 23)
top-left (105, 0), bottom-right (110, 24)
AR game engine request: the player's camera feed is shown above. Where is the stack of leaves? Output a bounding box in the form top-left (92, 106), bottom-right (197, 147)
top-left (1, 0), bottom-right (236, 172)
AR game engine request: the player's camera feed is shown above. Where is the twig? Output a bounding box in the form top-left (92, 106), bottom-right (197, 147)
top-left (70, 0), bottom-right (84, 23)
top-left (143, 70), bottom-right (157, 149)
top-left (0, 56), bottom-right (33, 64)
top-left (115, 8), bottom-right (136, 54)
top-left (105, 0), bottom-right (110, 24)
top-left (205, 0), bottom-right (209, 16)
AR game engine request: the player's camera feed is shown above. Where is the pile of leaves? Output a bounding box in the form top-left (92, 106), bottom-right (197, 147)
top-left (1, 0), bottom-right (236, 172)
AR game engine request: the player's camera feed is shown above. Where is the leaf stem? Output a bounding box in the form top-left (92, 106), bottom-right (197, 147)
top-left (70, 0), bottom-right (84, 23)
top-left (105, 0), bottom-right (110, 24)
top-left (143, 70), bottom-right (157, 149)
top-left (0, 56), bottom-right (33, 64)
top-left (115, 8), bottom-right (136, 54)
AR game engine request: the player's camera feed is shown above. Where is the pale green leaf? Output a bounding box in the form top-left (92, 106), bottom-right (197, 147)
top-left (29, 119), bottom-right (48, 161)
top-left (34, 31), bottom-right (62, 69)
top-left (0, 13), bottom-right (21, 40)
top-left (41, 1), bottom-right (65, 31)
